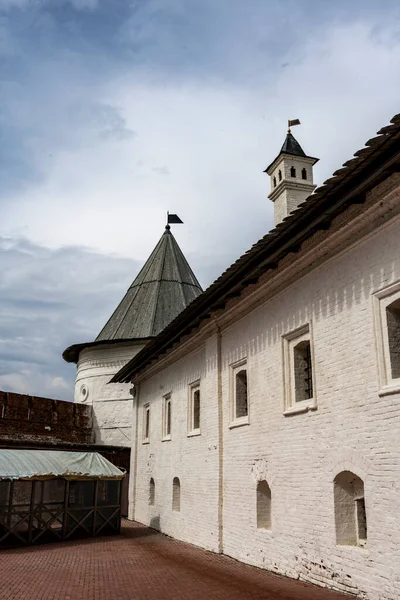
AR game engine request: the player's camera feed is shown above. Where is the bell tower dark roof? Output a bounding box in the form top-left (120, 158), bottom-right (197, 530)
top-left (264, 131), bottom-right (319, 174)
top-left (279, 132), bottom-right (306, 157)
top-left (63, 225), bottom-right (203, 363)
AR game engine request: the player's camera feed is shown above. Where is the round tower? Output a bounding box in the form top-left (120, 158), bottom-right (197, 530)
top-left (63, 225), bottom-right (202, 446)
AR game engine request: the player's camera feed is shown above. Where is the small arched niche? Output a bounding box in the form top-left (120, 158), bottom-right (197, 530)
top-left (334, 471), bottom-right (367, 546)
top-left (290, 166), bottom-right (296, 177)
top-left (149, 478), bottom-right (155, 506)
top-left (256, 480), bottom-right (271, 529)
top-left (172, 477), bottom-right (181, 512)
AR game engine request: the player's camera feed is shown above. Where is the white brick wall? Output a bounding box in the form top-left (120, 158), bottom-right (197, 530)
top-left (131, 211), bottom-right (400, 599)
top-left (75, 342), bottom-right (145, 446)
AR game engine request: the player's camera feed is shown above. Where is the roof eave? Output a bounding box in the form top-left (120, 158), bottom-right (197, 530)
top-left (62, 337), bottom-right (154, 364)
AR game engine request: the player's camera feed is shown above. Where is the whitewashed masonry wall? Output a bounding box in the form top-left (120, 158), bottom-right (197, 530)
top-left (131, 182), bottom-right (400, 600)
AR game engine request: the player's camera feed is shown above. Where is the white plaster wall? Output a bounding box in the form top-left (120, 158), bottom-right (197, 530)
top-left (131, 213), bottom-right (400, 599)
top-left (134, 337), bottom-right (220, 552)
top-left (75, 342), bottom-right (145, 446)
top-left (220, 216), bottom-right (400, 599)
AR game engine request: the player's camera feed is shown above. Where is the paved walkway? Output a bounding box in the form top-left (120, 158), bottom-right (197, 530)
top-left (0, 520), bottom-right (350, 600)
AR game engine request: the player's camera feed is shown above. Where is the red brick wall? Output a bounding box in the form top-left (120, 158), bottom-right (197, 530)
top-left (0, 391), bottom-right (93, 446)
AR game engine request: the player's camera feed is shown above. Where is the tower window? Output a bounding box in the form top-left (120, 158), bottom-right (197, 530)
top-left (301, 168), bottom-right (307, 180)
top-left (334, 471), bottom-right (367, 546)
top-left (290, 166), bottom-right (296, 177)
top-left (273, 176), bottom-right (277, 188)
top-left (278, 170), bottom-right (282, 181)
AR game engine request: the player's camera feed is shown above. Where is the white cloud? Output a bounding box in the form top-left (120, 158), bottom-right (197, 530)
top-left (1, 8), bottom-right (400, 399)
top-left (2, 19), bottom-right (400, 266)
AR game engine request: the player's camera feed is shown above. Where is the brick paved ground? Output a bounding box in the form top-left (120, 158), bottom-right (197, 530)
top-left (0, 520), bottom-right (351, 600)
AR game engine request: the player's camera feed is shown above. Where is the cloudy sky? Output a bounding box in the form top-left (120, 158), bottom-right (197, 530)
top-left (0, 0), bottom-right (399, 400)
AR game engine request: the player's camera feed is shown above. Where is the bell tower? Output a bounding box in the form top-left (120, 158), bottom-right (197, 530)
top-left (265, 120), bottom-right (319, 226)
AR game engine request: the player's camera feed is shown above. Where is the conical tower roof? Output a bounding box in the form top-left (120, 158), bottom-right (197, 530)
top-left (96, 226), bottom-right (202, 340)
top-left (279, 132), bottom-right (306, 157)
top-left (63, 225), bottom-right (202, 363)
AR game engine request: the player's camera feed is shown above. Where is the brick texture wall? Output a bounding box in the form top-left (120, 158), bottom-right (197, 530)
top-left (0, 391), bottom-right (93, 446)
top-left (132, 203), bottom-right (400, 600)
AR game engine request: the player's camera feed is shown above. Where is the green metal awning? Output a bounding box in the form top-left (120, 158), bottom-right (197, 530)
top-left (0, 449), bottom-right (124, 480)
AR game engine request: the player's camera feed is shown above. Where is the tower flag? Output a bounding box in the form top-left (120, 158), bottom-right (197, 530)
top-left (288, 119), bottom-right (301, 133)
top-left (167, 212), bottom-right (183, 224)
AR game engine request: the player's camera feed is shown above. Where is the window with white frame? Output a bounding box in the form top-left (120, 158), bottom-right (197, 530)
top-left (142, 404), bottom-right (150, 443)
top-left (283, 324), bottom-right (316, 413)
top-left (373, 281), bottom-right (400, 394)
top-left (230, 359), bottom-right (249, 426)
top-left (188, 381), bottom-right (201, 435)
top-left (162, 393), bottom-right (172, 440)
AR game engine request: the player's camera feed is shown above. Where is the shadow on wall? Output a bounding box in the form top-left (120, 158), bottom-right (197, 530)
top-left (150, 515), bottom-right (161, 531)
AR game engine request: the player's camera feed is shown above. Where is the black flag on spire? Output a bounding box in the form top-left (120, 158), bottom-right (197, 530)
top-left (167, 212), bottom-right (183, 224)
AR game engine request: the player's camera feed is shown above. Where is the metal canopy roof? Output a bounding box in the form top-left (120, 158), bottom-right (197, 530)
top-left (0, 450), bottom-right (124, 480)
top-left (63, 226), bottom-right (202, 363)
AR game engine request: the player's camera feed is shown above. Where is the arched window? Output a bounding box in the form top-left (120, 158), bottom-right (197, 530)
top-left (256, 481), bottom-right (271, 529)
top-left (273, 176), bottom-right (277, 188)
top-left (386, 298), bottom-right (400, 379)
top-left (149, 478), bottom-right (155, 506)
top-left (290, 166), bottom-right (296, 177)
top-left (334, 471), bottom-right (367, 545)
top-left (172, 477), bottom-right (181, 511)
top-left (278, 170), bottom-right (282, 181)
top-left (301, 168), bottom-right (307, 180)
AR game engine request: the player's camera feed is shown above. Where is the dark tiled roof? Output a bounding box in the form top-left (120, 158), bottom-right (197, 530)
top-left (280, 132), bottom-right (306, 157)
top-left (264, 132), bottom-right (319, 173)
top-left (112, 113), bottom-right (400, 383)
top-left (63, 227), bottom-right (202, 363)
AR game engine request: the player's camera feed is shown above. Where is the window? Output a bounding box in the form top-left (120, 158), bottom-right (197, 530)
top-left (283, 324), bottom-right (316, 414)
top-left (373, 282), bottom-right (400, 394)
top-left (386, 299), bottom-right (400, 379)
top-left (334, 471), bottom-right (367, 546)
top-left (230, 359), bottom-right (249, 427)
top-left (293, 340), bottom-right (313, 401)
top-left (301, 167), bottom-right (307, 180)
top-left (143, 404), bottom-right (150, 443)
top-left (290, 166), bottom-right (296, 177)
top-left (162, 394), bottom-right (171, 440)
top-left (278, 169), bottom-right (282, 181)
top-left (149, 478), bottom-right (155, 506)
top-left (256, 481), bottom-right (271, 529)
top-left (172, 477), bottom-right (180, 511)
top-left (273, 176), bottom-right (277, 188)
top-left (188, 381), bottom-right (201, 435)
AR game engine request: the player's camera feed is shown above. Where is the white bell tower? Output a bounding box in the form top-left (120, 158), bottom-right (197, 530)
top-left (265, 120), bottom-right (319, 226)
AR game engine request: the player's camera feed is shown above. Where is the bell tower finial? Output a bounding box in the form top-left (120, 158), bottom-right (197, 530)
top-left (287, 118), bottom-right (301, 134)
top-left (264, 121), bottom-right (319, 226)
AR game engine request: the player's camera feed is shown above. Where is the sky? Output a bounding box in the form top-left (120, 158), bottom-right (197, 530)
top-left (0, 0), bottom-right (399, 400)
